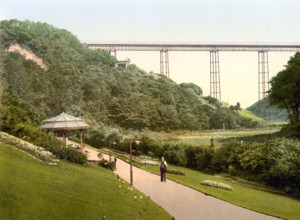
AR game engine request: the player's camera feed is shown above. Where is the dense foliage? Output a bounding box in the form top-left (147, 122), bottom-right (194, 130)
top-left (268, 52), bottom-right (300, 124)
top-left (123, 135), bottom-right (300, 194)
top-left (0, 19), bottom-right (259, 139)
top-left (180, 82), bottom-right (203, 96)
top-left (214, 139), bottom-right (300, 193)
top-left (0, 93), bottom-right (87, 164)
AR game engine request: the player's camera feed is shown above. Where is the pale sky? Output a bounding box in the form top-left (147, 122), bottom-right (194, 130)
top-left (1, 0), bottom-right (299, 107)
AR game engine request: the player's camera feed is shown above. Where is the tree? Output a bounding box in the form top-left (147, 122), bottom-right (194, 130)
top-left (180, 82), bottom-right (203, 96)
top-left (229, 102), bottom-right (241, 111)
top-left (269, 52), bottom-right (300, 124)
top-left (203, 96), bottom-right (221, 108)
top-left (236, 102), bottom-right (241, 110)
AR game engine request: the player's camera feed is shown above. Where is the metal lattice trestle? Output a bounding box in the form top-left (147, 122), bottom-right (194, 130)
top-left (258, 51), bottom-right (270, 120)
top-left (160, 49), bottom-right (170, 77)
top-left (210, 50), bottom-right (221, 100)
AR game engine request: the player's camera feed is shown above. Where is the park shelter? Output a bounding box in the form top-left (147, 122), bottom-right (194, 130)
top-left (39, 112), bottom-right (90, 151)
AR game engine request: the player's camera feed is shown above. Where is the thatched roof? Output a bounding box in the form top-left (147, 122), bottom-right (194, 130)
top-left (39, 112), bottom-right (90, 130)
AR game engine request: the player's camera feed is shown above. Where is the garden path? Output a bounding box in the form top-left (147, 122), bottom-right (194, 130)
top-left (86, 148), bottom-right (278, 220)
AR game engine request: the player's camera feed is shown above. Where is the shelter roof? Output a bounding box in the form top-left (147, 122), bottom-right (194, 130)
top-left (39, 112), bottom-right (90, 130)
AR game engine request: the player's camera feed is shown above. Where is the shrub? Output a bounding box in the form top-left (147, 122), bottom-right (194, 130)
top-left (83, 127), bottom-right (106, 148)
top-left (203, 96), bottom-right (221, 108)
top-left (97, 152), bottom-right (103, 159)
top-left (194, 149), bottom-right (213, 171)
top-left (138, 135), bottom-right (160, 155)
top-left (98, 159), bottom-right (115, 171)
top-left (19, 125), bottom-right (87, 164)
top-left (163, 144), bottom-right (187, 166)
top-left (147, 151), bottom-right (156, 159)
top-left (211, 140), bottom-right (247, 172)
top-left (63, 146), bottom-right (87, 164)
top-left (211, 138), bottom-right (300, 193)
top-left (185, 146), bottom-right (204, 168)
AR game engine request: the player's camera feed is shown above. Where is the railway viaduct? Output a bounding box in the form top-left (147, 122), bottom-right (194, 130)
top-left (87, 42), bottom-right (300, 119)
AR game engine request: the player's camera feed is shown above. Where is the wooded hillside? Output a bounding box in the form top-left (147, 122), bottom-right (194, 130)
top-left (0, 20), bottom-right (259, 143)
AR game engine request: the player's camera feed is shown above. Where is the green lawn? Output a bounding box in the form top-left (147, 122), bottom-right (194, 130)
top-left (98, 148), bottom-right (300, 220)
top-left (143, 164), bottom-right (300, 220)
top-left (0, 143), bottom-right (172, 220)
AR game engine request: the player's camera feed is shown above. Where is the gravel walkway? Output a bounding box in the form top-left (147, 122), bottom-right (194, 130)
top-left (85, 148), bottom-right (278, 220)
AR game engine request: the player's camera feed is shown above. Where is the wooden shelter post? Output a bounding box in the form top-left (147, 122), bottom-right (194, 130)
top-left (80, 129), bottom-right (83, 152)
top-left (62, 130), bottom-right (66, 144)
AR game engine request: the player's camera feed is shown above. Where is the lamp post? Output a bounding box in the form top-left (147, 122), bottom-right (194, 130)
top-left (130, 137), bottom-right (139, 186)
top-left (109, 140), bottom-right (116, 163)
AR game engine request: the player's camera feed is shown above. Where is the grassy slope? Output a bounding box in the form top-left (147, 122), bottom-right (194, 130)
top-left (97, 148), bottom-right (300, 220)
top-left (220, 101), bottom-right (288, 125)
top-left (0, 143), bottom-right (171, 220)
top-left (218, 101), bottom-right (263, 122)
top-left (237, 109), bottom-right (265, 122)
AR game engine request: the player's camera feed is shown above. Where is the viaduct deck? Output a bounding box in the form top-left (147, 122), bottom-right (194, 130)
top-left (86, 42), bottom-right (300, 52)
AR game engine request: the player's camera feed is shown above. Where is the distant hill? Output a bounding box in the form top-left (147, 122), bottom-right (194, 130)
top-left (0, 20), bottom-right (263, 146)
top-left (246, 97), bottom-right (289, 122)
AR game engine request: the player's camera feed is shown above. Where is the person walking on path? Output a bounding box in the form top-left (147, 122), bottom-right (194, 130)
top-left (114, 157), bottom-right (117, 170)
top-left (160, 156), bottom-right (168, 182)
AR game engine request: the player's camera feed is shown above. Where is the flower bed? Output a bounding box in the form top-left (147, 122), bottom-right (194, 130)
top-left (0, 132), bottom-right (59, 165)
top-left (201, 180), bottom-right (233, 190)
top-left (141, 160), bottom-right (158, 165)
top-left (166, 169), bottom-right (185, 175)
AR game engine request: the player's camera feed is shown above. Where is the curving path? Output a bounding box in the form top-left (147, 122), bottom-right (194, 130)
top-left (86, 148), bottom-right (278, 220)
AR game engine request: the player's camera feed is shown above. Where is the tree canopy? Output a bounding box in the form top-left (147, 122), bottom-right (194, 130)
top-left (269, 52), bottom-right (300, 124)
